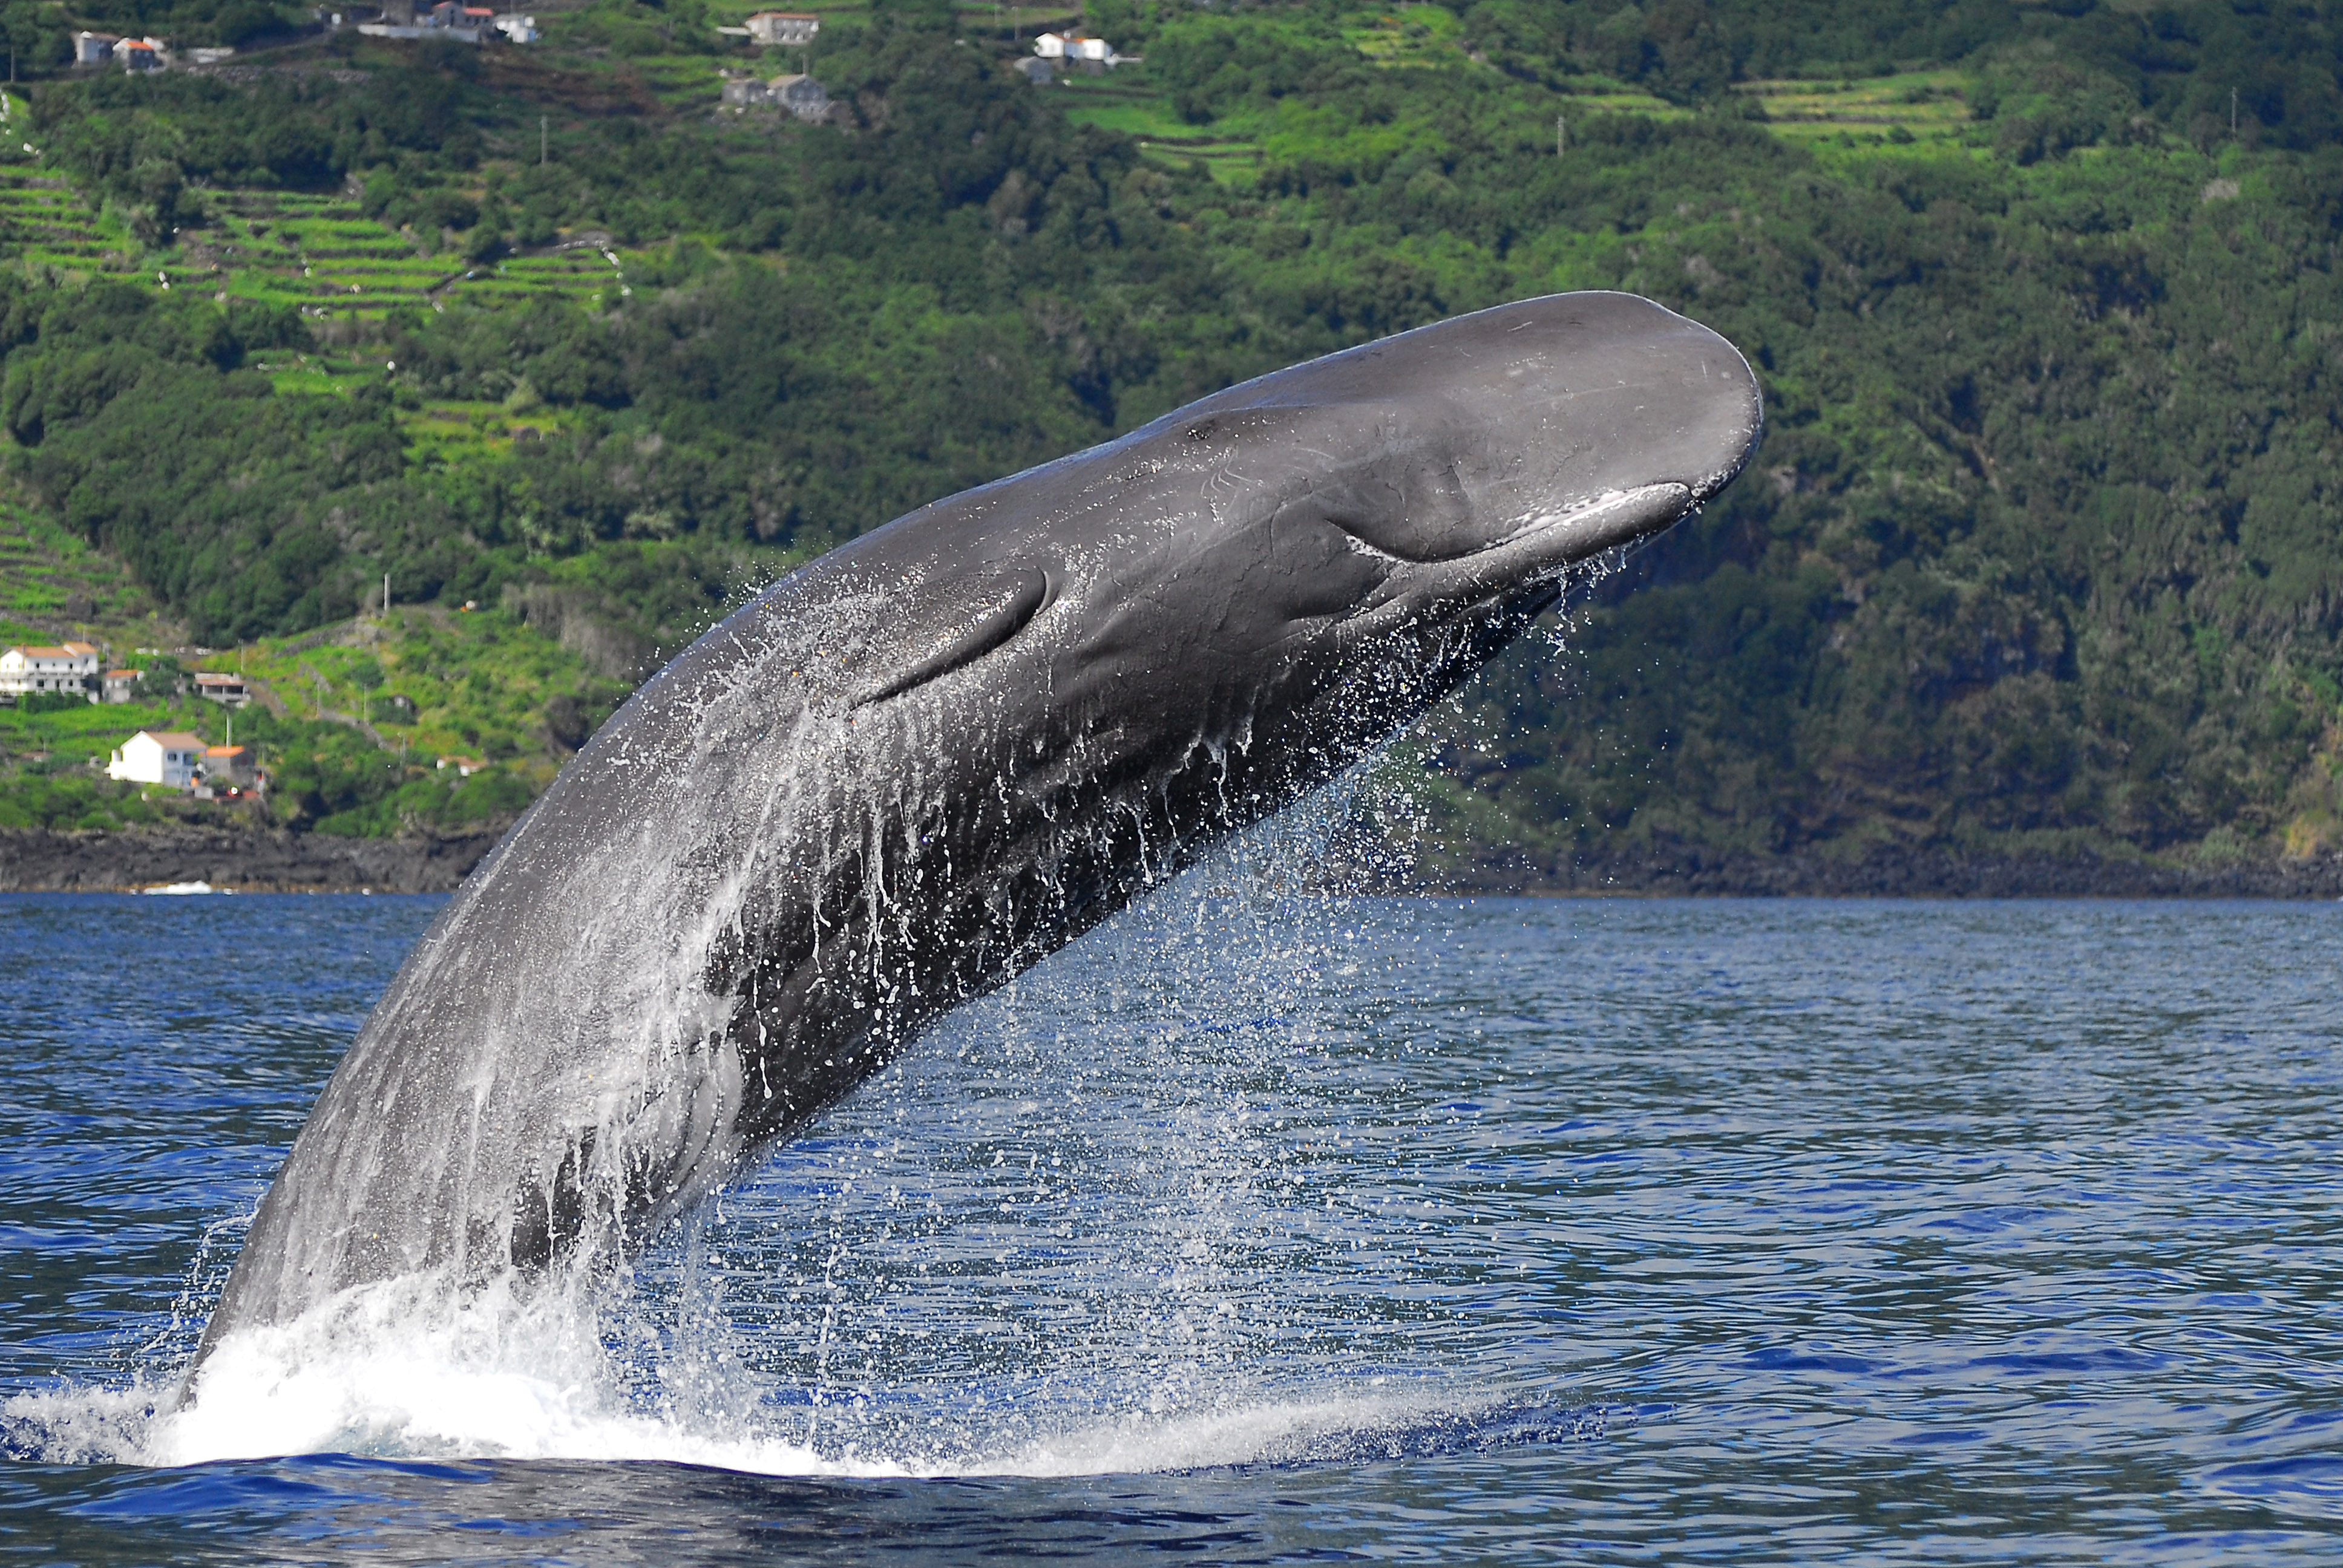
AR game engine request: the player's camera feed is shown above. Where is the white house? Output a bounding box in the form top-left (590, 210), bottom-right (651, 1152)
top-left (492, 14), bottom-right (538, 43)
top-left (745, 11), bottom-right (818, 45)
top-left (192, 671), bottom-right (251, 707)
top-left (113, 36), bottom-right (166, 71)
top-left (1034, 33), bottom-right (1122, 70)
top-left (0, 642), bottom-right (101, 702)
top-left (102, 668), bottom-right (142, 703)
top-left (108, 730), bottom-right (208, 788)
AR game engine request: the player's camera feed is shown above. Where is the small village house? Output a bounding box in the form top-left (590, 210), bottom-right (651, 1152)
top-left (102, 668), bottom-right (142, 704)
top-left (1032, 32), bottom-right (1123, 70)
top-left (0, 642), bottom-right (102, 702)
top-left (745, 11), bottom-right (818, 46)
top-left (113, 37), bottom-right (165, 70)
top-left (108, 731), bottom-right (207, 789)
top-left (203, 745), bottom-right (255, 785)
top-left (721, 72), bottom-right (830, 120)
top-left (72, 30), bottom-right (119, 65)
top-left (360, 0), bottom-right (531, 42)
top-left (192, 671), bottom-right (251, 707)
top-left (768, 73), bottom-right (829, 120)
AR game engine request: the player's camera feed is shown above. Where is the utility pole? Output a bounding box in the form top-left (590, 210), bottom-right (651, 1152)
top-left (540, 116), bottom-right (548, 166)
top-left (1556, 113), bottom-right (1566, 156)
top-left (382, 571), bottom-right (390, 619)
top-left (2230, 88), bottom-right (2238, 134)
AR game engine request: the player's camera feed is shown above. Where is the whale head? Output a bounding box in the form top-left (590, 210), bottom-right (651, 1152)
top-left (813, 292), bottom-right (1762, 801)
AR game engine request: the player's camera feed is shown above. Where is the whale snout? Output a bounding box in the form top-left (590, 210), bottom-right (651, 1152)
top-left (1228, 293), bottom-right (1760, 577)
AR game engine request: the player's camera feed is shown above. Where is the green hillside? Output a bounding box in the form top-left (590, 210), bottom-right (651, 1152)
top-left (1, 0), bottom-right (2340, 884)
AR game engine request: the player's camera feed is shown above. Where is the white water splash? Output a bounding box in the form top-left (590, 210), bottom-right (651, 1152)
top-left (9, 1276), bottom-right (1467, 1478)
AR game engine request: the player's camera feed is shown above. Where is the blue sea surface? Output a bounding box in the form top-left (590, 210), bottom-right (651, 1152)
top-left (2, 888), bottom-right (2340, 1564)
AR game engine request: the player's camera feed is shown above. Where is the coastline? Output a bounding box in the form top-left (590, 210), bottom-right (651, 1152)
top-left (8, 825), bottom-right (2343, 900)
top-left (1423, 841), bottom-right (2343, 900)
top-left (0, 824), bottom-right (508, 893)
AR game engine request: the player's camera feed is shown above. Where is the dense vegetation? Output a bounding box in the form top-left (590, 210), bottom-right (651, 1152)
top-left (2, 0), bottom-right (2341, 875)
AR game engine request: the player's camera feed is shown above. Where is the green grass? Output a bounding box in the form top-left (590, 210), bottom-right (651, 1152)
top-left (124, 188), bottom-right (667, 324)
top-left (235, 602), bottom-right (606, 787)
top-left (1058, 77), bottom-right (1267, 185)
top-left (0, 500), bottom-right (177, 652)
top-left (1345, 4), bottom-right (1473, 70)
top-left (1735, 70), bottom-right (1974, 143)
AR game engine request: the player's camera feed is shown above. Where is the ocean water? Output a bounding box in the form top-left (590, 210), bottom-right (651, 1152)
top-left (1, 883), bottom-right (2340, 1564)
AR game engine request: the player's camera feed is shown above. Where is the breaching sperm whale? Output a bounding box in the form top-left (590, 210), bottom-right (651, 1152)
top-left (195, 291), bottom-right (1762, 1362)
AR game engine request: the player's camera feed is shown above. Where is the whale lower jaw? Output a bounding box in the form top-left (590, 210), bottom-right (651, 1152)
top-left (1348, 481), bottom-right (1694, 638)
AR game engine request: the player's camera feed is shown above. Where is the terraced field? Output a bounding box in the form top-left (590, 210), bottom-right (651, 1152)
top-left (1735, 71), bottom-right (1973, 143)
top-left (174, 190), bottom-right (649, 321)
top-left (1060, 78), bottom-right (1267, 186)
top-left (0, 504), bottom-right (173, 653)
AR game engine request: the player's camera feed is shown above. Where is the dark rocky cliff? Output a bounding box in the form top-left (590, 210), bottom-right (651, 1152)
top-left (0, 825), bottom-right (505, 893)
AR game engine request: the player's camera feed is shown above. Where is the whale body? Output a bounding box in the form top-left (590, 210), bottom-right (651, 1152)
top-left (199, 292), bottom-right (1761, 1354)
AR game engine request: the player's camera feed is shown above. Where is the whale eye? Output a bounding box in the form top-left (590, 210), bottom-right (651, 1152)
top-left (848, 567), bottom-right (1051, 708)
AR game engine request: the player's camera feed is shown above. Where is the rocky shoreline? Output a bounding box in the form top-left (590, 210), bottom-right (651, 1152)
top-left (1426, 841), bottom-right (2343, 900)
top-left (7, 824), bottom-right (2342, 900)
top-left (0, 824), bottom-right (508, 893)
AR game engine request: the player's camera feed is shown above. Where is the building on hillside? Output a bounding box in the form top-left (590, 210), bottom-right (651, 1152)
top-left (108, 730), bottom-right (206, 788)
top-left (768, 73), bottom-right (830, 120)
top-left (192, 671), bottom-right (251, 707)
top-left (102, 668), bottom-right (142, 704)
top-left (1016, 55), bottom-right (1055, 84)
top-left (745, 11), bottom-right (818, 45)
top-left (721, 71), bottom-right (830, 120)
top-left (113, 36), bottom-right (166, 71)
top-left (492, 13), bottom-right (539, 42)
top-left (361, 0), bottom-right (485, 40)
top-left (1034, 32), bottom-right (1126, 71)
top-left (0, 642), bottom-right (101, 702)
top-left (72, 31), bottom-right (120, 65)
top-left (203, 744), bottom-right (254, 785)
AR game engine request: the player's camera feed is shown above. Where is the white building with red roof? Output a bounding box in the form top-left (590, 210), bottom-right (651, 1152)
top-left (108, 731), bottom-right (208, 788)
top-left (0, 642), bottom-right (100, 702)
